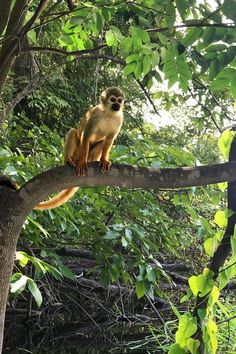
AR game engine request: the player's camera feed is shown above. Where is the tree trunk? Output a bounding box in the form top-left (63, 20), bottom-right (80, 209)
top-left (0, 0), bottom-right (29, 95)
top-left (0, 187), bottom-right (27, 353)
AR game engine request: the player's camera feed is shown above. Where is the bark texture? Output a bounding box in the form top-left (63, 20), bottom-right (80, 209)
top-left (0, 187), bottom-right (27, 353)
top-left (19, 160), bottom-right (236, 211)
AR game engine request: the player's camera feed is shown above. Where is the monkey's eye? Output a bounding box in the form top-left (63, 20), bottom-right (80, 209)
top-left (118, 99), bottom-right (122, 104)
top-left (111, 97), bottom-right (116, 102)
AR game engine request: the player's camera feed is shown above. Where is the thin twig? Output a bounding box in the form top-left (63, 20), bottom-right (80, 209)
top-left (147, 22), bottom-right (235, 33)
top-left (188, 86), bottom-right (222, 133)
top-left (136, 79), bottom-right (161, 117)
top-left (145, 293), bottom-right (165, 325)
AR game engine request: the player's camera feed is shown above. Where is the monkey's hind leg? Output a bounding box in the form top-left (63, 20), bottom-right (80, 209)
top-left (88, 141), bottom-right (103, 162)
top-left (64, 128), bottom-right (80, 166)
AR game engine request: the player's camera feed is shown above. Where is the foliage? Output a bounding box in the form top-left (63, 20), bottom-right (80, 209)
top-left (11, 250), bottom-right (74, 307)
top-left (1, 0), bottom-right (236, 352)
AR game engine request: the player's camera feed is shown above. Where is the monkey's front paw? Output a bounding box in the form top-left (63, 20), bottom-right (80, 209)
top-left (67, 156), bottom-right (78, 167)
top-left (100, 159), bottom-right (111, 173)
top-left (76, 161), bottom-right (88, 176)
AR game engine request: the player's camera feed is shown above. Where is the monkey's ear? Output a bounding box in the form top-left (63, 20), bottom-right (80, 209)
top-left (100, 90), bottom-right (107, 105)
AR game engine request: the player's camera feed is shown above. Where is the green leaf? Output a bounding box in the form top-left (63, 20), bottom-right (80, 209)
top-left (125, 54), bottom-right (140, 63)
top-left (125, 228), bottom-right (132, 242)
top-left (231, 226), bottom-right (236, 256)
top-left (218, 182), bottom-right (227, 192)
top-left (101, 7), bottom-right (113, 22)
top-left (105, 29), bottom-right (115, 46)
top-left (206, 43), bottom-right (227, 52)
top-left (94, 12), bottom-right (104, 32)
top-left (110, 26), bottom-right (123, 41)
top-left (135, 280), bottom-right (146, 299)
top-left (41, 262), bottom-right (63, 280)
top-left (182, 28), bottom-right (203, 46)
top-left (3, 165), bottom-right (18, 175)
top-left (206, 320), bottom-right (218, 354)
top-left (209, 59), bottom-right (221, 80)
top-left (186, 338), bottom-right (200, 354)
top-left (123, 62), bottom-right (136, 76)
top-left (146, 266), bottom-right (156, 282)
top-left (180, 289), bottom-right (192, 303)
top-left (207, 285), bottom-right (219, 309)
top-left (219, 255), bottom-right (236, 289)
top-left (104, 229), bottom-right (120, 240)
top-left (130, 26), bottom-right (150, 44)
top-left (28, 29), bottom-right (37, 44)
top-left (27, 279), bottom-right (43, 307)
top-left (222, 0), bottom-right (236, 22)
top-left (168, 343), bottom-right (187, 354)
top-left (204, 237), bottom-right (217, 257)
top-left (176, 0), bottom-right (187, 20)
top-left (59, 34), bottom-right (74, 46)
top-left (70, 16), bottom-right (84, 25)
top-left (210, 77), bottom-right (229, 91)
top-left (231, 74), bottom-right (236, 99)
top-left (176, 54), bottom-right (191, 91)
top-left (15, 251), bottom-right (30, 267)
top-left (142, 55), bottom-right (152, 76)
top-left (100, 269), bottom-right (110, 287)
top-left (175, 312), bottom-right (197, 347)
top-left (188, 275), bottom-right (199, 297)
top-left (0, 148), bottom-right (12, 157)
top-left (192, 50), bottom-right (209, 71)
top-left (134, 60), bottom-right (143, 79)
top-left (157, 32), bottom-right (168, 45)
top-left (27, 217), bottom-right (49, 237)
top-left (214, 27), bottom-right (227, 41)
top-left (218, 130), bottom-right (235, 159)
top-left (202, 27), bottom-right (216, 46)
top-left (10, 274), bottom-right (28, 295)
top-left (214, 210), bottom-right (227, 228)
top-left (121, 37), bottom-right (132, 55)
top-left (57, 264), bottom-right (75, 280)
top-left (189, 269), bottom-right (214, 297)
top-left (151, 52), bottom-right (160, 68)
top-left (226, 46), bottom-right (236, 63)
top-left (166, 0), bottom-right (176, 27)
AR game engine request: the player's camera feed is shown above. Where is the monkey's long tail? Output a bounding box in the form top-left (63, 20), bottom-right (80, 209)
top-left (34, 187), bottom-right (78, 210)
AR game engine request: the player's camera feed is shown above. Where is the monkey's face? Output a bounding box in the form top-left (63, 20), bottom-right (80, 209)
top-left (100, 87), bottom-right (125, 113)
top-left (107, 95), bottom-right (124, 112)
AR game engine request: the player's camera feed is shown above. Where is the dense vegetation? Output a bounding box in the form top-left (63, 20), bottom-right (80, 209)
top-left (1, 0), bottom-right (236, 353)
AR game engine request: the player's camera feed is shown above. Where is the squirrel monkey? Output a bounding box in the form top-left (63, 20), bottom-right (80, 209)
top-left (34, 87), bottom-right (125, 210)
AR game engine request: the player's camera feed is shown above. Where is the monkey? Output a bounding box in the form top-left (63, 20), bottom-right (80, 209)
top-left (34, 87), bottom-right (125, 211)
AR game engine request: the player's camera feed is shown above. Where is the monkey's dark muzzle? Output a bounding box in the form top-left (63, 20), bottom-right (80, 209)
top-left (111, 103), bottom-right (120, 111)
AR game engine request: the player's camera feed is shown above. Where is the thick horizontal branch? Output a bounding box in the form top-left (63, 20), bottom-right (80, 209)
top-left (17, 161), bottom-right (236, 211)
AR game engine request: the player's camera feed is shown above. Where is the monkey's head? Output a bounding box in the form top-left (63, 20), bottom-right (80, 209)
top-left (100, 87), bottom-right (125, 112)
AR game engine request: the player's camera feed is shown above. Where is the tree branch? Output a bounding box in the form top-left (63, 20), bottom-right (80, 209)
top-left (66, 0), bottom-right (76, 10)
top-left (136, 79), bottom-right (161, 117)
top-left (147, 22), bottom-right (235, 33)
top-left (17, 161), bottom-right (236, 212)
top-left (23, 44), bottom-right (108, 56)
top-left (0, 0), bottom-right (12, 35)
top-left (2, 75), bottom-right (40, 122)
top-left (21, 0), bottom-right (49, 36)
